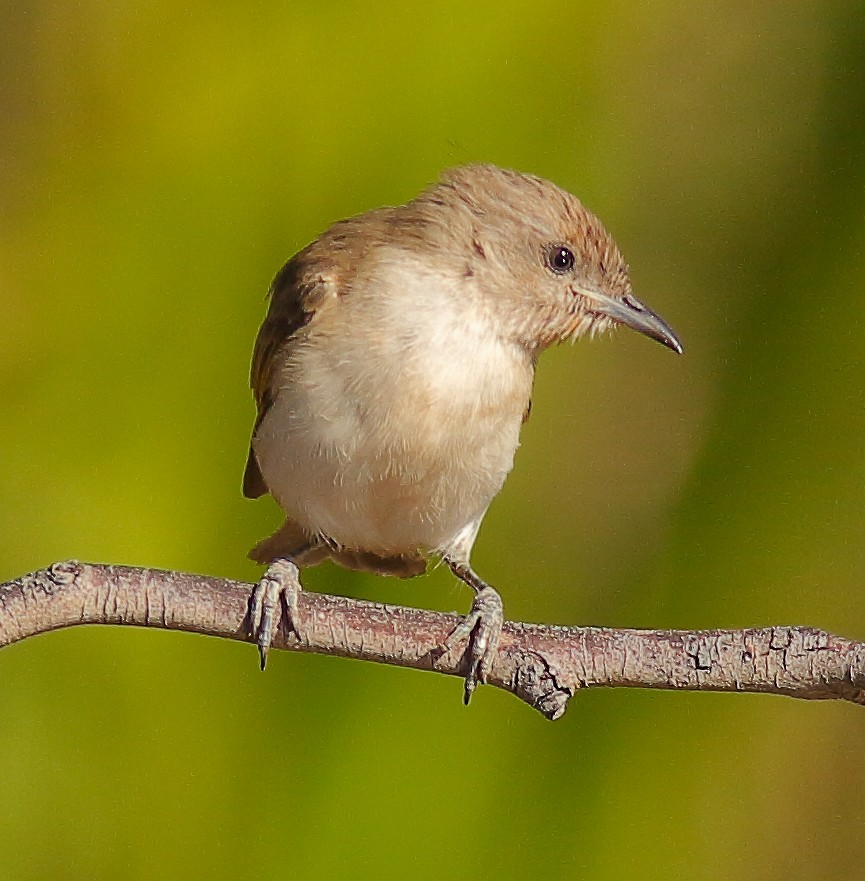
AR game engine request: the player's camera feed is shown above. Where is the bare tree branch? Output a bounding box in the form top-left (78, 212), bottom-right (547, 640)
top-left (1, 560), bottom-right (863, 720)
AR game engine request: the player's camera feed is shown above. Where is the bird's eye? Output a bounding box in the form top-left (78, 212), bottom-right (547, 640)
top-left (547, 245), bottom-right (575, 274)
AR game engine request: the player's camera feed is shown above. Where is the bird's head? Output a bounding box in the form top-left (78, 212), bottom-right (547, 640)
top-left (419, 164), bottom-right (682, 357)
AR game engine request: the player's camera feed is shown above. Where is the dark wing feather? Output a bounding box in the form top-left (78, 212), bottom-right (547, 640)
top-left (242, 253), bottom-right (337, 498)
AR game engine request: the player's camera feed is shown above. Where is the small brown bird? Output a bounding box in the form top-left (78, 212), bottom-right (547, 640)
top-left (244, 164), bottom-right (681, 701)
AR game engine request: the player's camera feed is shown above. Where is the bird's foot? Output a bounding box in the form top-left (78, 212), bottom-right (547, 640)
top-left (441, 582), bottom-right (504, 704)
top-left (249, 558), bottom-right (303, 669)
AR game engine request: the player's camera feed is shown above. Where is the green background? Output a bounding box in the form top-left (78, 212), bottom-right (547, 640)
top-left (2, 2), bottom-right (864, 878)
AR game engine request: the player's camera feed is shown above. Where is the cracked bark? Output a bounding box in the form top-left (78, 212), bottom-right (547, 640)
top-left (1, 560), bottom-right (863, 720)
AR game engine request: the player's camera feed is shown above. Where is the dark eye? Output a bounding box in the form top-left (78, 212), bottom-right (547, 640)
top-left (547, 245), bottom-right (575, 274)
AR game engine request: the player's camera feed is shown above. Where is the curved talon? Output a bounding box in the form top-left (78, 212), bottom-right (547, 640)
top-left (250, 558), bottom-right (302, 668)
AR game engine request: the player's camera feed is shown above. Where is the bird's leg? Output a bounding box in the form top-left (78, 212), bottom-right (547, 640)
top-left (250, 557), bottom-right (303, 670)
top-left (441, 560), bottom-right (504, 704)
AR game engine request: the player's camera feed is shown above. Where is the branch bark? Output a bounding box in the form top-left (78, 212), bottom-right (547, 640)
top-left (1, 560), bottom-right (863, 720)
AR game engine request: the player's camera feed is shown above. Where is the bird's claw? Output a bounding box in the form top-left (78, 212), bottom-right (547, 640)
top-left (250, 558), bottom-right (303, 669)
top-left (441, 585), bottom-right (504, 703)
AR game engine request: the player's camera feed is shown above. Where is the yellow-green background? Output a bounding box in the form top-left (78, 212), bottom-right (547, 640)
top-left (2, 2), bottom-right (864, 878)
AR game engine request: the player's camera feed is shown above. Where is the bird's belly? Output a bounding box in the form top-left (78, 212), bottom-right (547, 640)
top-left (254, 300), bottom-right (534, 558)
top-left (257, 441), bottom-right (514, 556)
top-left (254, 403), bottom-right (522, 557)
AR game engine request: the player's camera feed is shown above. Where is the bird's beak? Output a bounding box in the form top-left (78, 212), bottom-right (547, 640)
top-left (578, 288), bottom-right (683, 354)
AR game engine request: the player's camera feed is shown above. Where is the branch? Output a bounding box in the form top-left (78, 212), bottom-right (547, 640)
top-left (1, 560), bottom-right (863, 720)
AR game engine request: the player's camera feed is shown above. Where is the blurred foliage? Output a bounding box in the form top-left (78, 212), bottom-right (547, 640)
top-left (2, 1), bottom-right (865, 878)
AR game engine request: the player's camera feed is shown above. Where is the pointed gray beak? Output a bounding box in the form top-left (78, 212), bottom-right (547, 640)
top-left (579, 288), bottom-right (683, 354)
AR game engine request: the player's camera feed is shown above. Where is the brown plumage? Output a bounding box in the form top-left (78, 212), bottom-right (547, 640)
top-left (244, 164), bottom-right (681, 699)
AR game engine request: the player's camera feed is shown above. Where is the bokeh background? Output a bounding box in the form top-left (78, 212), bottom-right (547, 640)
top-left (2, 2), bottom-right (864, 878)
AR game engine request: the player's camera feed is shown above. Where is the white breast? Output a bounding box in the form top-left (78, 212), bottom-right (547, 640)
top-left (253, 260), bottom-right (534, 560)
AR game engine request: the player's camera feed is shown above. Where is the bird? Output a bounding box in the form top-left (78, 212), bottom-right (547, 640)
top-left (243, 163), bottom-right (682, 702)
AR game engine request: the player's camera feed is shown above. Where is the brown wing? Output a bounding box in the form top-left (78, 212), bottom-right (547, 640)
top-left (242, 251), bottom-right (339, 498)
top-left (243, 208), bottom-right (398, 498)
